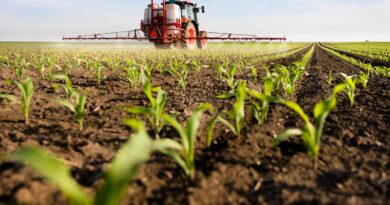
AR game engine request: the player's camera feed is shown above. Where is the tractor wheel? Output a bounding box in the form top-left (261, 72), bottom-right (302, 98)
top-left (181, 22), bottom-right (197, 50)
top-left (197, 31), bottom-right (208, 49)
top-left (154, 43), bottom-right (172, 49)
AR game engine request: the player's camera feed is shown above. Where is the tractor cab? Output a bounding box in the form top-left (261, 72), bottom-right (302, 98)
top-left (141, 0), bottom-right (207, 49)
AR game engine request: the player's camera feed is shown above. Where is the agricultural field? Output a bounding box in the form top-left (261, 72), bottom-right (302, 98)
top-left (0, 42), bottom-right (389, 205)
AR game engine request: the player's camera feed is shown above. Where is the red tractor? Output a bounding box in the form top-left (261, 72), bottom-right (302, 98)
top-left (141, 0), bottom-right (207, 49)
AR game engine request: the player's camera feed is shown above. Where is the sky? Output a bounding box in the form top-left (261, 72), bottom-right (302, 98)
top-left (0, 0), bottom-right (389, 42)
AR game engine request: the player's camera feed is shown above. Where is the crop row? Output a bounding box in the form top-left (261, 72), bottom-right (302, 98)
top-left (323, 42), bottom-right (390, 64)
top-left (320, 44), bottom-right (390, 77)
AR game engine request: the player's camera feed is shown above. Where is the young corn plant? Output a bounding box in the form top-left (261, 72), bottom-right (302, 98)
top-left (249, 66), bottom-right (258, 82)
top-left (3, 119), bottom-right (181, 205)
top-left (139, 63), bottom-right (154, 86)
top-left (46, 57), bottom-right (57, 79)
top-left (56, 91), bottom-right (87, 131)
top-left (166, 59), bottom-right (180, 76)
top-left (124, 59), bottom-right (140, 87)
top-left (222, 64), bottom-right (238, 91)
top-left (176, 66), bottom-right (188, 91)
top-left (340, 73), bottom-right (357, 106)
top-left (126, 81), bottom-right (167, 137)
top-left (247, 75), bottom-right (273, 125)
top-left (207, 81), bottom-right (246, 147)
top-left (189, 60), bottom-right (202, 72)
top-left (123, 67), bottom-right (140, 87)
top-left (93, 58), bottom-right (104, 85)
top-left (0, 77), bottom-right (34, 124)
top-left (275, 65), bottom-right (295, 97)
top-left (141, 63), bottom-right (154, 80)
top-left (162, 103), bottom-right (212, 178)
top-left (36, 57), bottom-right (46, 79)
top-left (216, 60), bottom-right (230, 79)
top-left (0, 55), bottom-right (9, 67)
top-left (13, 55), bottom-right (30, 79)
top-left (272, 84), bottom-right (347, 163)
top-left (327, 72), bottom-right (334, 85)
top-left (359, 71), bottom-right (369, 89)
top-left (52, 73), bottom-right (74, 99)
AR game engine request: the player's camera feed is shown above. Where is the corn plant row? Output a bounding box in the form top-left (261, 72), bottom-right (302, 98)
top-left (1, 119), bottom-right (183, 205)
top-left (0, 75), bottom-right (88, 130)
top-left (320, 44), bottom-right (390, 77)
top-left (323, 42), bottom-right (390, 63)
top-left (0, 43), bottom-right (310, 88)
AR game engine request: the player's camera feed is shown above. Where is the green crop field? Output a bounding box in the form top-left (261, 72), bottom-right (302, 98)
top-left (0, 42), bottom-right (389, 204)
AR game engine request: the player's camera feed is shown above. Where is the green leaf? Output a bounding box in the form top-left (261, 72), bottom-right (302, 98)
top-left (263, 77), bottom-right (274, 96)
top-left (185, 104), bottom-right (212, 160)
top-left (272, 129), bottom-right (303, 147)
top-left (216, 92), bottom-right (235, 99)
top-left (126, 106), bottom-right (151, 115)
top-left (314, 96), bottom-right (336, 120)
top-left (229, 65), bottom-right (237, 78)
top-left (281, 101), bottom-right (310, 125)
top-left (56, 99), bottom-right (76, 113)
top-left (75, 92), bottom-right (87, 117)
top-left (217, 115), bottom-right (237, 135)
top-left (162, 114), bottom-right (187, 150)
top-left (332, 84), bottom-right (347, 95)
top-left (143, 81), bottom-right (155, 107)
top-left (0, 94), bottom-right (18, 103)
top-left (152, 139), bottom-right (183, 152)
top-left (7, 148), bottom-right (90, 205)
top-left (95, 119), bottom-right (154, 205)
top-left (207, 113), bottom-right (221, 147)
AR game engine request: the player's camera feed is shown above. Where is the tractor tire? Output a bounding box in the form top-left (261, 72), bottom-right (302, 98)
top-left (197, 31), bottom-right (208, 49)
top-left (154, 43), bottom-right (172, 49)
top-left (180, 22), bottom-right (197, 50)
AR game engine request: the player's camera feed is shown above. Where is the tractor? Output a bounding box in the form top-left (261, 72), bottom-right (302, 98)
top-left (141, 0), bottom-right (207, 49)
top-left (62, 0), bottom-right (287, 47)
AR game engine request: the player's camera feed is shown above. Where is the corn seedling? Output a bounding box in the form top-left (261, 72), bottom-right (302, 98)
top-left (124, 59), bottom-right (140, 87)
top-left (208, 81), bottom-right (246, 146)
top-left (276, 65), bottom-right (296, 97)
top-left (272, 84), bottom-right (347, 162)
top-left (327, 72), bottom-right (334, 85)
top-left (0, 55), bottom-right (9, 67)
top-left (340, 73), bottom-right (357, 106)
top-left (46, 57), bottom-right (56, 78)
top-left (247, 75), bottom-right (273, 125)
top-left (36, 56), bottom-right (46, 79)
top-left (56, 91), bottom-right (87, 131)
top-left (0, 77), bottom-right (34, 124)
top-left (176, 66), bottom-right (188, 91)
top-left (359, 71), bottom-right (369, 89)
top-left (222, 64), bottom-right (238, 91)
top-left (189, 60), bottom-right (201, 72)
top-left (4, 119), bottom-right (181, 205)
top-left (105, 57), bottom-right (120, 71)
top-left (142, 63), bottom-right (154, 79)
top-left (124, 67), bottom-right (140, 87)
top-left (13, 55), bottom-right (29, 79)
top-left (93, 58), bottom-right (104, 85)
top-left (52, 73), bottom-right (74, 99)
top-left (126, 81), bottom-right (167, 137)
top-left (249, 66), bottom-right (258, 82)
top-left (162, 103), bottom-right (212, 178)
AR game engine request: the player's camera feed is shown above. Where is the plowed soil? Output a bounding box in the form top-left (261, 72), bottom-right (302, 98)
top-left (0, 45), bottom-right (389, 205)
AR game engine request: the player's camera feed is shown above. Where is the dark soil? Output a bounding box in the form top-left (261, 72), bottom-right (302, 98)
top-left (0, 45), bottom-right (389, 205)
